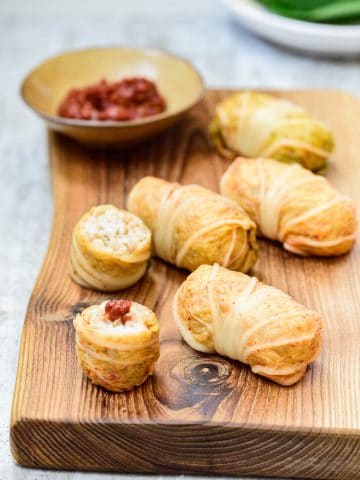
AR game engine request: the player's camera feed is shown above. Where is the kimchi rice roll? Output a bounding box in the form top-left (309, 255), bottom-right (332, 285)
top-left (69, 204), bottom-right (151, 291)
top-left (73, 299), bottom-right (160, 392)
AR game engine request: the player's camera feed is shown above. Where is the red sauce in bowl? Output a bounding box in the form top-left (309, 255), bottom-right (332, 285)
top-left (58, 78), bottom-right (166, 121)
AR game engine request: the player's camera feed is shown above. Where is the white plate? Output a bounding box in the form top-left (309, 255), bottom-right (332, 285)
top-left (222, 0), bottom-right (360, 56)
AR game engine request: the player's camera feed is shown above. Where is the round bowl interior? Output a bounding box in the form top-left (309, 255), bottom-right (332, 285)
top-left (21, 47), bottom-right (204, 146)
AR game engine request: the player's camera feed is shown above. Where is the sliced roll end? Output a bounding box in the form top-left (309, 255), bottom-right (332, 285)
top-left (73, 300), bottom-right (160, 392)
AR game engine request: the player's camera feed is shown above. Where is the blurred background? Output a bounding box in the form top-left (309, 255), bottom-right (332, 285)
top-left (1, 1), bottom-right (360, 479)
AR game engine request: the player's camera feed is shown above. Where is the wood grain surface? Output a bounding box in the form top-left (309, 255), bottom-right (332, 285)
top-left (10, 90), bottom-right (360, 479)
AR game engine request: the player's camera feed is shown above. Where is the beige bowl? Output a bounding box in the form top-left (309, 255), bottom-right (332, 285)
top-left (21, 47), bottom-right (204, 147)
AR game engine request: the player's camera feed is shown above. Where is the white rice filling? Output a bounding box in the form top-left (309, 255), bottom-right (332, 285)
top-left (88, 301), bottom-right (149, 334)
top-left (83, 207), bottom-right (149, 255)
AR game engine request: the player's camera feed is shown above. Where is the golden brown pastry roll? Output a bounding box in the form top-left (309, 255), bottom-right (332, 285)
top-left (210, 91), bottom-right (334, 171)
top-left (127, 176), bottom-right (258, 273)
top-left (220, 157), bottom-right (356, 256)
top-left (173, 264), bottom-right (322, 386)
top-left (73, 299), bottom-right (160, 392)
top-left (69, 204), bottom-right (151, 291)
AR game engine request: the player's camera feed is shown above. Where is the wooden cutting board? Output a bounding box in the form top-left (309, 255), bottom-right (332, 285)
top-left (10, 90), bottom-right (360, 480)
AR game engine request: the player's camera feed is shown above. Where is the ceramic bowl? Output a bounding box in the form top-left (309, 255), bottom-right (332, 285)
top-left (222, 0), bottom-right (360, 56)
top-left (21, 47), bottom-right (204, 147)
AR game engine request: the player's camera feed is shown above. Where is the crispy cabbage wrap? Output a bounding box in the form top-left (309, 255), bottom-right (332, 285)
top-left (127, 176), bottom-right (258, 273)
top-left (173, 264), bottom-right (322, 386)
top-left (73, 299), bottom-right (160, 392)
top-left (69, 205), bottom-right (151, 291)
top-left (211, 91), bottom-right (334, 171)
top-left (220, 157), bottom-right (356, 256)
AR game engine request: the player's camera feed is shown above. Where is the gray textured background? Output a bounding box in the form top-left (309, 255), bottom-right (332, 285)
top-left (1, 1), bottom-right (360, 479)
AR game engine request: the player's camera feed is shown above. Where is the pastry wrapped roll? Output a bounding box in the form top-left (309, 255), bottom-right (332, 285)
top-left (69, 205), bottom-right (151, 291)
top-left (127, 176), bottom-right (258, 273)
top-left (173, 264), bottom-right (322, 386)
top-left (220, 157), bottom-right (356, 256)
top-left (73, 299), bottom-right (160, 392)
top-left (210, 91), bottom-right (334, 171)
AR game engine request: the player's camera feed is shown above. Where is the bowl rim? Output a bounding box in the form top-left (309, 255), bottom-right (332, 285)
top-left (20, 46), bottom-right (205, 129)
